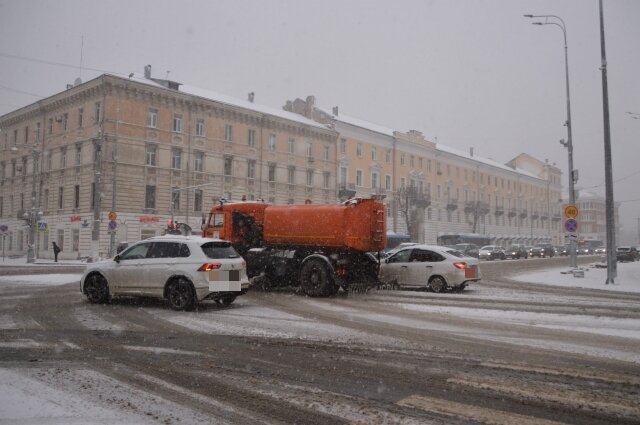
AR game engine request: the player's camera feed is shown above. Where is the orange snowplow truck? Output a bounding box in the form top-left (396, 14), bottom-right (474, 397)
top-left (202, 197), bottom-right (386, 296)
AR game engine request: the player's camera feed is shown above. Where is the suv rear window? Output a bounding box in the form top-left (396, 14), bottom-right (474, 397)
top-left (201, 241), bottom-right (240, 259)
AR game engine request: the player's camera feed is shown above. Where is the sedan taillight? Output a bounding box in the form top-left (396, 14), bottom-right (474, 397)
top-left (198, 263), bottom-right (222, 271)
top-left (453, 262), bottom-right (467, 270)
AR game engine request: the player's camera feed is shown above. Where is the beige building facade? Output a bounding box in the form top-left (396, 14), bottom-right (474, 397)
top-left (1, 71), bottom-right (576, 260)
top-left (0, 69), bottom-right (337, 260)
top-left (285, 96), bottom-right (566, 247)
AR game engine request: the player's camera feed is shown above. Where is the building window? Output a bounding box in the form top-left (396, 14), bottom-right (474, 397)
top-left (74, 185), bottom-right (80, 209)
top-left (48, 118), bottom-right (53, 135)
top-left (173, 114), bottom-right (182, 133)
top-left (146, 144), bottom-right (157, 166)
top-left (75, 145), bottom-right (82, 165)
top-left (224, 156), bottom-right (233, 176)
top-left (147, 109), bottom-right (158, 128)
top-left (196, 119), bottom-right (205, 136)
top-left (410, 155), bottom-right (415, 167)
top-left (247, 129), bottom-right (255, 147)
top-left (371, 147), bottom-right (377, 161)
top-left (385, 175), bottom-right (391, 190)
top-left (268, 163), bottom-right (276, 182)
top-left (171, 148), bottom-right (182, 169)
top-left (340, 138), bottom-right (346, 154)
top-left (78, 108), bottom-right (84, 128)
top-left (356, 143), bottom-right (362, 157)
top-left (62, 113), bottom-right (68, 131)
top-left (400, 178), bottom-right (406, 189)
top-left (287, 138), bottom-right (294, 154)
top-left (60, 148), bottom-right (67, 169)
top-left (171, 187), bottom-right (180, 211)
top-left (72, 229), bottom-right (80, 252)
top-left (306, 142), bottom-right (313, 158)
top-left (43, 189), bottom-right (49, 211)
top-left (372, 172), bottom-right (378, 190)
top-left (340, 167), bottom-right (347, 185)
top-left (323, 145), bottom-right (329, 161)
top-left (419, 158), bottom-right (423, 169)
top-left (323, 172), bottom-right (330, 189)
top-left (356, 170), bottom-right (363, 187)
top-left (58, 187), bottom-right (64, 209)
top-left (288, 166), bottom-right (295, 184)
top-left (94, 102), bottom-right (101, 124)
top-left (24, 126), bottom-right (29, 144)
top-left (400, 154), bottom-right (405, 166)
top-left (145, 185), bottom-right (156, 209)
top-left (224, 124), bottom-right (233, 142)
top-left (247, 159), bottom-right (256, 179)
top-left (306, 169), bottom-right (314, 186)
top-left (194, 151), bottom-right (204, 172)
top-left (386, 149), bottom-right (392, 163)
top-left (268, 134), bottom-right (276, 152)
top-left (194, 189), bottom-right (203, 212)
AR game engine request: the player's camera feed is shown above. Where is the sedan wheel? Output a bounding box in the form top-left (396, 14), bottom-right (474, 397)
top-left (429, 276), bottom-right (447, 293)
top-left (166, 278), bottom-right (196, 311)
top-left (84, 273), bottom-right (109, 304)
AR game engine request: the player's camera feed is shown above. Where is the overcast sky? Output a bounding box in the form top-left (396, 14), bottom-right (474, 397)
top-left (1, 0), bottom-right (638, 243)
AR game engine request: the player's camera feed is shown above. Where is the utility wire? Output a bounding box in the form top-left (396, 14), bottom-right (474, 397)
top-left (582, 168), bottom-right (640, 190)
top-left (0, 83), bottom-right (44, 98)
top-left (0, 52), bottom-right (126, 76)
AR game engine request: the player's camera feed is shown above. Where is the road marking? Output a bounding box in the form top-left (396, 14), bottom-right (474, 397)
top-left (398, 394), bottom-right (565, 425)
top-left (480, 361), bottom-right (640, 386)
top-left (448, 374), bottom-right (640, 419)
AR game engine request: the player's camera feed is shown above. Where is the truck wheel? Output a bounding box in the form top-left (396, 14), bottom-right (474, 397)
top-left (300, 258), bottom-right (336, 297)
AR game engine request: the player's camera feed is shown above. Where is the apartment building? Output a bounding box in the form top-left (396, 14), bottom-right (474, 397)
top-left (0, 67), bottom-right (337, 260)
top-left (285, 96), bottom-right (566, 246)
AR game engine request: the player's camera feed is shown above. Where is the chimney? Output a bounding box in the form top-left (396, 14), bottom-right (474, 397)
top-left (248, 92), bottom-right (255, 103)
top-left (304, 95), bottom-right (316, 119)
top-left (469, 147), bottom-right (474, 157)
top-left (332, 106), bottom-right (339, 116)
top-left (144, 65), bottom-right (152, 79)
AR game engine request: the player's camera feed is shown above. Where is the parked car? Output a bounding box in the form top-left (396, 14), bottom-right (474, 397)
top-left (478, 245), bottom-right (506, 261)
top-left (504, 244), bottom-right (528, 259)
top-left (616, 246), bottom-right (639, 262)
top-left (557, 245), bottom-right (569, 256)
top-left (453, 243), bottom-right (480, 258)
top-left (530, 243), bottom-right (555, 258)
top-left (379, 244), bottom-right (480, 292)
top-left (594, 246), bottom-right (606, 255)
top-left (578, 246), bottom-right (593, 255)
top-left (80, 235), bottom-right (250, 310)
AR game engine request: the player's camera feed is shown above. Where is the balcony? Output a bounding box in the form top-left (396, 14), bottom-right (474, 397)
top-left (446, 198), bottom-right (458, 211)
top-left (540, 213), bottom-right (549, 221)
top-left (552, 213), bottom-right (562, 221)
top-left (464, 201), bottom-right (489, 215)
top-left (531, 211), bottom-right (539, 220)
top-left (508, 208), bottom-right (517, 218)
top-left (494, 206), bottom-right (504, 216)
top-left (338, 183), bottom-right (356, 199)
top-left (519, 210), bottom-right (528, 219)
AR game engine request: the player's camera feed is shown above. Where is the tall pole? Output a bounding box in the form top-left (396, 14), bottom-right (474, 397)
top-left (599, 0), bottom-right (616, 284)
top-left (524, 14), bottom-right (577, 269)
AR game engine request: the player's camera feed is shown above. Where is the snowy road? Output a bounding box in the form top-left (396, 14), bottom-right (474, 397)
top-left (0, 258), bottom-right (639, 424)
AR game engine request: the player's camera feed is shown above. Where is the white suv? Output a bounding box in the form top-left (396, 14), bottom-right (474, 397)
top-left (80, 235), bottom-right (250, 310)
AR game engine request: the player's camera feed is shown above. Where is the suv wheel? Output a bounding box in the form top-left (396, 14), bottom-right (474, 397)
top-left (166, 277), bottom-right (196, 311)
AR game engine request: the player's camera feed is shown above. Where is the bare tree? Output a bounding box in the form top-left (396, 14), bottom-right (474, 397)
top-left (395, 186), bottom-right (430, 242)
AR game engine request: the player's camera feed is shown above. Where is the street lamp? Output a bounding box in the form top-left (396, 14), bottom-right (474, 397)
top-left (524, 13), bottom-right (577, 269)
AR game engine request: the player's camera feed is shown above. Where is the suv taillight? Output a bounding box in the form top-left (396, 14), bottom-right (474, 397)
top-left (198, 263), bottom-right (222, 272)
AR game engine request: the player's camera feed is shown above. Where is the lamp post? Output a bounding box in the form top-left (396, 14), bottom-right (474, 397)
top-left (524, 13), bottom-right (577, 269)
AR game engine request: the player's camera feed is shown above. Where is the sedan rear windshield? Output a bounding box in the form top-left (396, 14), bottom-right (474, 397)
top-left (201, 242), bottom-right (240, 259)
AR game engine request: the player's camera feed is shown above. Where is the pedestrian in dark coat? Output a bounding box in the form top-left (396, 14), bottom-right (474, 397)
top-left (52, 241), bottom-right (61, 262)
